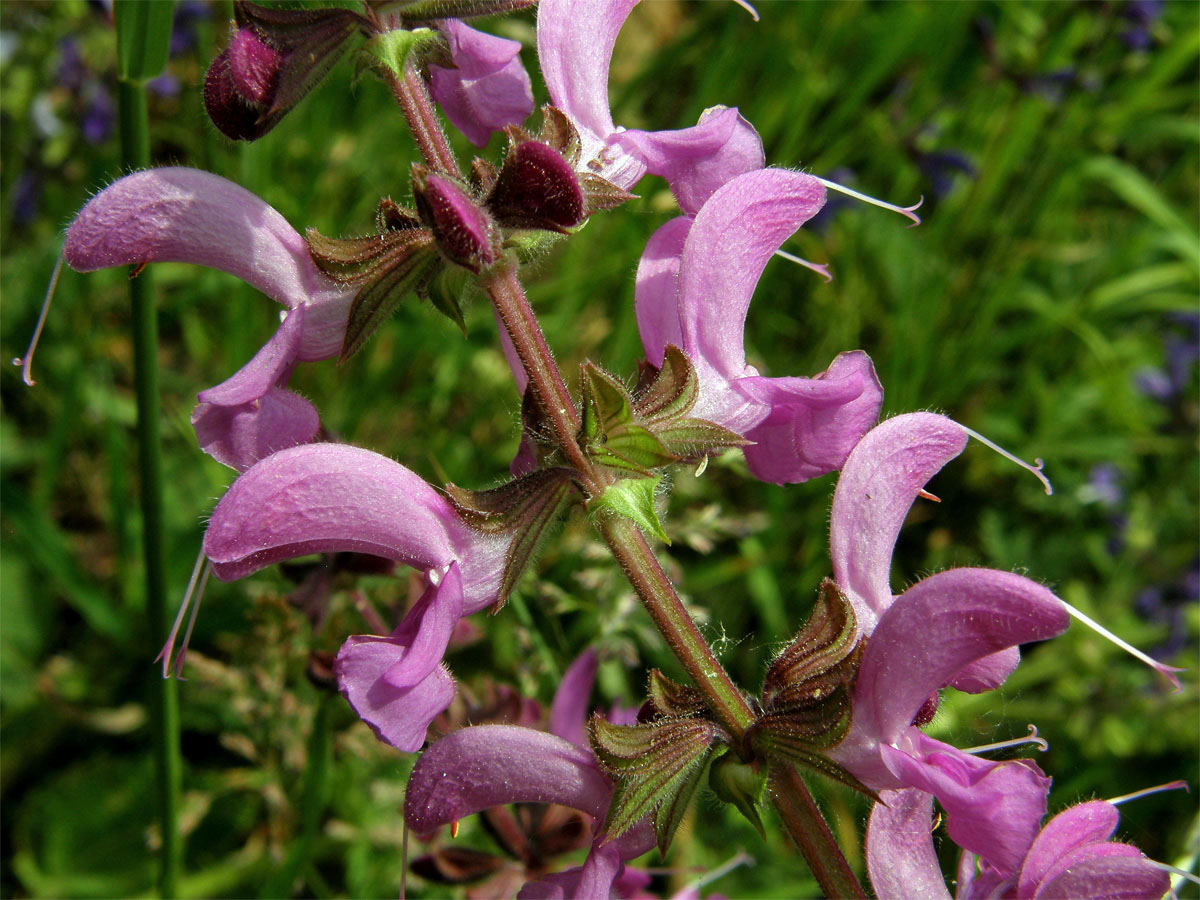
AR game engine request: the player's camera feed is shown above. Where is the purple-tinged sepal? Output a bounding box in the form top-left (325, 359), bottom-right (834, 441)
top-left (205, 2), bottom-right (367, 141)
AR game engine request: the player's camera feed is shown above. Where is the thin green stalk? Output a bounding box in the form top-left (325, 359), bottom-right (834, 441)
top-left (117, 76), bottom-right (181, 900)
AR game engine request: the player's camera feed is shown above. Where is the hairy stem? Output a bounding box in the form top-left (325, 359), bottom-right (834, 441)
top-left (484, 265), bottom-right (597, 491)
top-left (387, 62), bottom-right (461, 177)
top-left (597, 515), bottom-right (756, 740)
top-left (769, 763), bottom-right (867, 899)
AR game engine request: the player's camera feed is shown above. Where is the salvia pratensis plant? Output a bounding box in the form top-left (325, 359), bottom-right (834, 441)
top-left (17, 1), bottom-right (1193, 897)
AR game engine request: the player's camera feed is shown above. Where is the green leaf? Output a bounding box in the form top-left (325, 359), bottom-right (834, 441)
top-left (591, 476), bottom-right (670, 544)
top-left (593, 425), bottom-right (678, 475)
top-left (114, 0), bottom-right (174, 82)
top-left (364, 27), bottom-right (439, 79)
top-left (581, 362), bottom-right (635, 440)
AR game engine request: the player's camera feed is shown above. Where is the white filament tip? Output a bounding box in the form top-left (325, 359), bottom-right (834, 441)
top-left (1061, 600), bottom-right (1184, 692)
top-left (774, 249), bottom-right (833, 283)
top-left (14, 252), bottom-right (66, 387)
top-left (816, 178), bottom-right (923, 226)
top-left (961, 426), bottom-right (1053, 495)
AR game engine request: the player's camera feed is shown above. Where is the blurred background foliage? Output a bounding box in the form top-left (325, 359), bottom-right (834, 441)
top-left (1, 0), bottom-right (1197, 897)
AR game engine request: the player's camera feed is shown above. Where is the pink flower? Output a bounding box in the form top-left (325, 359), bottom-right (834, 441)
top-left (202, 442), bottom-right (511, 751)
top-left (634, 168), bottom-right (883, 483)
top-left (64, 168), bottom-right (349, 470)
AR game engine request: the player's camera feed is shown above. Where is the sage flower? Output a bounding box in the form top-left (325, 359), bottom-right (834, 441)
top-left (64, 167), bottom-right (350, 469)
top-left (537, 0), bottom-right (763, 206)
top-left (634, 167), bottom-right (882, 483)
top-left (203, 442), bottom-right (510, 750)
top-left (867, 789), bottom-right (1171, 899)
top-left (429, 19), bottom-right (534, 148)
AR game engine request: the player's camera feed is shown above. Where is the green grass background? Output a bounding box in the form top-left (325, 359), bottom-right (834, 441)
top-left (2, 1), bottom-right (1197, 897)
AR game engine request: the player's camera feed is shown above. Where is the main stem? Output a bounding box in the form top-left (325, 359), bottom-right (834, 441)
top-left (387, 52), bottom-right (864, 898)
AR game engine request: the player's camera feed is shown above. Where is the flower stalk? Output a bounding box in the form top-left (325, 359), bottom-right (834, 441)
top-left (114, 28), bottom-right (182, 900)
top-left (387, 61), bottom-right (462, 177)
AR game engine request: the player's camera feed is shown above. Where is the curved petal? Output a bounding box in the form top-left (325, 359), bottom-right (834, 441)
top-left (617, 106), bottom-right (764, 216)
top-left (64, 167), bottom-right (335, 311)
top-left (516, 843), bottom-right (626, 900)
top-left (430, 21), bottom-right (533, 147)
top-left (882, 735), bottom-right (1050, 875)
top-left (191, 386), bottom-right (320, 472)
top-left (676, 168), bottom-right (826, 382)
top-left (405, 725), bottom-right (615, 832)
top-left (537, 0), bottom-right (632, 143)
top-left (739, 350), bottom-right (883, 484)
top-left (858, 568), bottom-right (1069, 742)
top-left (1036, 852), bottom-right (1169, 900)
top-left (829, 412), bottom-right (969, 633)
top-left (384, 563), bottom-right (465, 690)
top-left (203, 444), bottom-right (508, 611)
top-left (195, 306), bottom-right (305, 406)
top-left (1017, 801), bottom-right (1119, 896)
top-left (865, 789), bottom-right (951, 900)
top-left (948, 648), bottom-right (1021, 694)
top-left (335, 633), bottom-right (456, 752)
top-left (549, 648), bottom-right (598, 747)
top-left (634, 216), bottom-right (691, 367)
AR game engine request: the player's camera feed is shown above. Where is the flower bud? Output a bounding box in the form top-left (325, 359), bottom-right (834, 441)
top-left (412, 166), bottom-right (499, 273)
top-left (487, 140), bottom-right (585, 232)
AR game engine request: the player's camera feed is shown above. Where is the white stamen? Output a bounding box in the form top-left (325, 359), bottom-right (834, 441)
top-left (12, 251), bottom-right (65, 386)
top-left (694, 455), bottom-right (709, 477)
top-left (961, 425), bottom-right (1053, 495)
top-left (1061, 600), bottom-right (1184, 692)
top-left (963, 724), bottom-right (1048, 755)
top-left (817, 178), bottom-right (923, 227)
top-left (155, 547), bottom-right (211, 679)
top-left (774, 249), bottom-right (833, 283)
top-left (676, 850), bottom-right (754, 897)
top-left (172, 562), bottom-right (211, 679)
top-left (730, 0), bottom-right (760, 22)
top-left (1108, 780), bottom-right (1189, 806)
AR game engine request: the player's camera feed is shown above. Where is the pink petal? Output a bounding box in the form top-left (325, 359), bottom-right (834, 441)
top-left (859, 568), bottom-right (1069, 742)
top-left (194, 305), bottom-right (304, 407)
top-left (537, 0), bottom-right (632, 144)
top-left (64, 168), bottom-right (343, 315)
top-left (383, 563), bottom-right (465, 690)
top-left (948, 648), bottom-right (1021, 694)
top-left (202, 443), bottom-right (508, 611)
top-left (829, 412), bottom-right (969, 633)
top-left (881, 735), bottom-right (1051, 875)
top-left (1017, 801), bottom-right (1120, 896)
top-left (404, 725), bottom-right (615, 831)
top-left (549, 649), bottom-right (598, 747)
top-left (1036, 853), bottom-right (1169, 900)
top-left (335, 633), bottom-right (456, 752)
top-left (191, 386), bottom-right (320, 472)
top-left (430, 20), bottom-right (533, 147)
top-left (865, 789), bottom-right (951, 900)
top-left (738, 350), bottom-right (883, 484)
top-left (676, 168), bottom-right (826, 383)
top-left (616, 106), bottom-right (765, 216)
top-left (634, 216), bottom-right (691, 368)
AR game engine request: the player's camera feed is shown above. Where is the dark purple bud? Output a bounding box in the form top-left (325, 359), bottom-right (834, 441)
top-left (204, 49), bottom-right (264, 141)
top-left (228, 26), bottom-right (282, 106)
top-left (413, 168), bottom-right (498, 272)
top-left (488, 140), bottom-right (585, 232)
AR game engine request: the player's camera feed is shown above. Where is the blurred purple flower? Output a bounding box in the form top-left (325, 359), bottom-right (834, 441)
top-left (56, 38), bottom-right (86, 91)
top-left (82, 87), bottom-right (115, 144)
top-left (10, 171), bottom-right (41, 226)
top-left (1122, 0), bottom-right (1164, 51)
top-left (169, 0), bottom-right (210, 57)
top-left (915, 149), bottom-right (977, 200)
